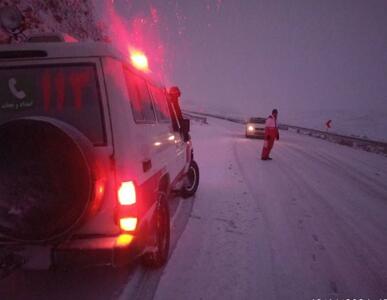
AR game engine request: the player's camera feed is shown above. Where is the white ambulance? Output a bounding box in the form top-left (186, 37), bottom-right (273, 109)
top-left (0, 34), bottom-right (199, 270)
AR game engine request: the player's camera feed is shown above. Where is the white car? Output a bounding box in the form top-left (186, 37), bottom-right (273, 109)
top-left (0, 34), bottom-right (199, 270)
top-left (245, 117), bottom-right (266, 138)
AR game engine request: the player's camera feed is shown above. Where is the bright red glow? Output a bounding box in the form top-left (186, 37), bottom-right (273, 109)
top-left (130, 49), bottom-right (149, 72)
top-left (90, 179), bottom-right (105, 215)
top-left (41, 68), bottom-right (93, 112)
top-left (118, 181), bottom-right (136, 206)
top-left (63, 34), bottom-right (78, 43)
top-left (101, 2), bottom-right (169, 82)
top-left (120, 217), bottom-right (138, 232)
top-left (55, 71), bottom-right (65, 110)
top-left (68, 70), bottom-right (92, 110)
top-left (96, 181), bottom-right (105, 198)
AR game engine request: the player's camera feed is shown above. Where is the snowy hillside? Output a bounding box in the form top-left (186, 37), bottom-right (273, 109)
top-left (284, 109), bottom-right (387, 143)
top-left (184, 103), bottom-right (387, 143)
top-left (0, 0), bottom-right (106, 43)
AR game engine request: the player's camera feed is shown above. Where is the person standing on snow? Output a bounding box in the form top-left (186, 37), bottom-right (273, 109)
top-left (261, 109), bottom-right (279, 160)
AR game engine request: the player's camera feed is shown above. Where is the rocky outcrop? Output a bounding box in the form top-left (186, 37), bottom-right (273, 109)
top-left (0, 0), bottom-right (107, 43)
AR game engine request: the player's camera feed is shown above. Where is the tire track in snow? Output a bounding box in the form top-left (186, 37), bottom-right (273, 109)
top-left (281, 141), bottom-right (387, 236)
top-left (233, 132), bottom-right (387, 299)
top-left (117, 195), bottom-right (195, 300)
top-left (285, 140), bottom-right (387, 198)
top-left (231, 139), bottom-right (332, 299)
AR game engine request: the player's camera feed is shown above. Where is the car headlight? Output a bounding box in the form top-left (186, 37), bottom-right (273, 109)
top-left (247, 125), bottom-right (254, 132)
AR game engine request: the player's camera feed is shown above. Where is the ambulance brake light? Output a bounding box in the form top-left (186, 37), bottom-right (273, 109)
top-left (118, 181), bottom-right (136, 205)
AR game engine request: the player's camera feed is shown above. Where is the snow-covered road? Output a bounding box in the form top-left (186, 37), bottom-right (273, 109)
top-left (155, 118), bottom-right (387, 300)
top-left (1, 117), bottom-right (387, 300)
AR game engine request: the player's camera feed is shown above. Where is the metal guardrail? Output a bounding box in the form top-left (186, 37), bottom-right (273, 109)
top-left (182, 112), bottom-right (208, 124)
top-left (183, 110), bottom-right (244, 124)
top-left (286, 125), bottom-right (387, 156)
top-left (183, 110), bottom-right (387, 156)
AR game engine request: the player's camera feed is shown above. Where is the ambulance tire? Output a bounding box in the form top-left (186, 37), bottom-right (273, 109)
top-left (181, 160), bottom-right (200, 198)
top-left (142, 192), bottom-right (170, 268)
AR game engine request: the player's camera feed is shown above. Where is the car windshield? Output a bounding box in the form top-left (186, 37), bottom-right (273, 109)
top-left (249, 117), bottom-right (265, 124)
top-left (0, 63), bottom-right (105, 145)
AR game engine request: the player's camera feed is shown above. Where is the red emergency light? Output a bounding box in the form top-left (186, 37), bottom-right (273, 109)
top-left (129, 49), bottom-right (149, 72)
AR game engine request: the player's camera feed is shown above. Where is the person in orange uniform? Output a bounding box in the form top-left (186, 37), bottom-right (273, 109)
top-left (261, 109), bottom-right (279, 160)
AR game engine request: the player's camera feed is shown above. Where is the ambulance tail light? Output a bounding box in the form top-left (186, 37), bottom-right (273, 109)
top-left (118, 181), bottom-right (136, 206)
top-left (119, 217), bottom-right (138, 232)
top-left (117, 181), bottom-right (138, 232)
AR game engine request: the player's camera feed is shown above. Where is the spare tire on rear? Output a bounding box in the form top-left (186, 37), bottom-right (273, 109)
top-left (0, 118), bottom-right (96, 242)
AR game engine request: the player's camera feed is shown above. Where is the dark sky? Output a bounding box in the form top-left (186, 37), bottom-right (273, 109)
top-left (97, 0), bottom-right (387, 123)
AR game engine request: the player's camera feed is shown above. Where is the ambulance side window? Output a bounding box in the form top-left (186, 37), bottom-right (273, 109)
top-left (148, 84), bottom-right (171, 123)
top-left (124, 68), bottom-right (156, 123)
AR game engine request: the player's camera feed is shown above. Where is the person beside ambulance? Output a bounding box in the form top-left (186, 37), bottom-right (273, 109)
top-left (261, 109), bottom-right (279, 160)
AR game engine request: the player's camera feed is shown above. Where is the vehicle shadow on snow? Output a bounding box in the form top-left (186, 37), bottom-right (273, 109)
top-left (228, 132), bottom-right (264, 143)
top-left (0, 265), bottom-right (136, 300)
top-left (0, 196), bottom-right (193, 300)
